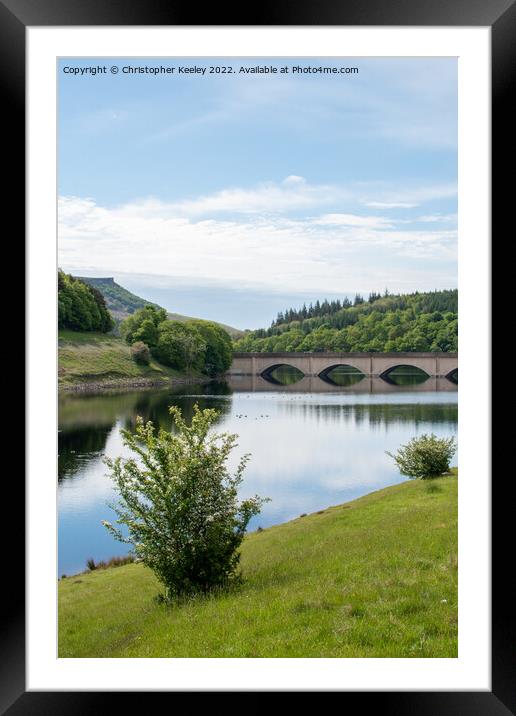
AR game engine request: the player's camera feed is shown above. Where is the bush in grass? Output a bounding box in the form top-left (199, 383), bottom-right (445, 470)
top-left (86, 554), bottom-right (136, 571)
top-left (130, 341), bottom-right (151, 365)
top-left (387, 433), bottom-right (457, 479)
top-left (103, 404), bottom-right (268, 601)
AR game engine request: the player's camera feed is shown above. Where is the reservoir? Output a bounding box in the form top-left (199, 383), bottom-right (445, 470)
top-left (58, 372), bottom-right (458, 576)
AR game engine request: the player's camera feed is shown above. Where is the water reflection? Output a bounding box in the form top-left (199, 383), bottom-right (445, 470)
top-left (58, 380), bottom-right (457, 576)
top-left (229, 374), bottom-right (457, 393)
top-left (381, 365), bottom-right (430, 386)
top-left (279, 400), bottom-right (457, 427)
top-left (59, 383), bottom-right (231, 433)
top-left (320, 365), bottom-right (365, 387)
top-left (58, 424), bottom-right (112, 481)
top-left (59, 387), bottom-right (233, 478)
top-left (266, 364), bottom-right (304, 385)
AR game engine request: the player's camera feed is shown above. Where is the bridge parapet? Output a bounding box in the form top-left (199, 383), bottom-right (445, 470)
top-left (229, 352), bottom-right (458, 379)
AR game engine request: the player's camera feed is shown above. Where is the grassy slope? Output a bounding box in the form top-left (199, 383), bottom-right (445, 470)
top-left (166, 312), bottom-right (244, 340)
top-left (58, 330), bottom-right (203, 388)
top-left (59, 473), bottom-right (457, 658)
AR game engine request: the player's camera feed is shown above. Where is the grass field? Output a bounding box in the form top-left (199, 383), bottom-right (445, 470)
top-left (58, 330), bottom-right (203, 389)
top-left (59, 472), bottom-right (457, 658)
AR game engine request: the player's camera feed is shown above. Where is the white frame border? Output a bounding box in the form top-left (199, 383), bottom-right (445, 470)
top-left (27, 26), bottom-right (490, 691)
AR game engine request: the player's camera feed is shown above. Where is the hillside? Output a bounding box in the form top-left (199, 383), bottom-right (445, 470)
top-left (75, 276), bottom-right (159, 322)
top-left (234, 289), bottom-right (458, 353)
top-left (59, 472), bottom-right (457, 658)
top-left (165, 311), bottom-right (244, 340)
top-left (76, 276), bottom-right (244, 339)
top-left (58, 330), bottom-right (205, 390)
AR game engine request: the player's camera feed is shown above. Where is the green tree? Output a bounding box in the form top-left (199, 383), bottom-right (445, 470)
top-left (103, 405), bottom-right (268, 600)
top-left (187, 320), bottom-right (233, 377)
top-left (121, 305), bottom-right (168, 348)
top-left (387, 433), bottom-right (457, 479)
top-left (58, 270), bottom-right (114, 333)
top-left (233, 289), bottom-right (458, 354)
top-left (132, 318), bottom-right (160, 348)
top-left (153, 321), bottom-right (206, 371)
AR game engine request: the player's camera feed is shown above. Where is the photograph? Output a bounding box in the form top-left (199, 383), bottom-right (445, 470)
top-left (1, 0), bottom-right (507, 702)
top-left (56, 55), bottom-right (460, 659)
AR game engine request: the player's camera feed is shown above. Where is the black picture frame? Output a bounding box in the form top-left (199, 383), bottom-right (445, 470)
top-left (6, 0), bottom-right (509, 711)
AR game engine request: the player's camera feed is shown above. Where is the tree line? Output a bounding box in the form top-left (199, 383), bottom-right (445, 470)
top-left (272, 293), bottom-right (379, 326)
top-left (234, 289), bottom-right (458, 353)
top-left (121, 305), bottom-right (233, 376)
top-left (58, 270), bottom-right (114, 333)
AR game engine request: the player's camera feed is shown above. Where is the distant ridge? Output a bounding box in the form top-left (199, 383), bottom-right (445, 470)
top-left (75, 276), bottom-right (159, 321)
top-left (75, 276), bottom-right (244, 339)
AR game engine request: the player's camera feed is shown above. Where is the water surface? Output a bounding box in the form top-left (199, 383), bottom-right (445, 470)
top-left (58, 376), bottom-right (457, 576)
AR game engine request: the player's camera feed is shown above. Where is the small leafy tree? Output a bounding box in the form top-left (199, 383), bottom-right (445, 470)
top-left (120, 305), bottom-right (168, 348)
top-left (186, 320), bottom-right (233, 376)
top-left (103, 405), bottom-right (268, 600)
top-left (130, 341), bottom-right (150, 365)
top-left (387, 433), bottom-right (457, 479)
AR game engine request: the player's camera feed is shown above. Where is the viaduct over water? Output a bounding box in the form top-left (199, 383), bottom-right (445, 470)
top-left (229, 352), bottom-right (458, 382)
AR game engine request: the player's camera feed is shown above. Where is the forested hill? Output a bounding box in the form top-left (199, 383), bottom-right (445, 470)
top-left (234, 289), bottom-right (458, 353)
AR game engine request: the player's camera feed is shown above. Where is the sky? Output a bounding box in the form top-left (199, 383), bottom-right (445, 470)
top-left (58, 57), bottom-right (457, 329)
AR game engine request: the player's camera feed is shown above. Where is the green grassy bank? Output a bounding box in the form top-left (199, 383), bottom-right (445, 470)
top-left (59, 472), bottom-right (457, 658)
top-left (58, 330), bottom-right (204, 390)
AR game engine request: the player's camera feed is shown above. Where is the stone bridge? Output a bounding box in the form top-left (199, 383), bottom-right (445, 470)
top-left (229, 352), bottom-right (458, 381)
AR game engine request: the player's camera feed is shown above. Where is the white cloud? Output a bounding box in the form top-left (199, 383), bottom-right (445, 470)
top-left (362, 183), bottom-right (457, 210)
top-left (314, 213), bottom-right (394, 229)
top-left (282, 175), bottom-right (307, 186)
top-left (364, 201), bottom-right (417, 209)
top-left (417, 213), bottom-right (458, 223)
top-left (113, 177), bottom-right (456, 217)
top-left (169, 177), bottom-right (350, 216)
top-left (58, 186), bottom-right (457, 296)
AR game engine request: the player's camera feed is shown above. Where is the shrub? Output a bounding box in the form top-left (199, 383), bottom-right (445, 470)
top-left (387, 433), bottom-right (457, 479)
top-left (86, 554), bottom-right (135, 571)
top-left (131, 341), bottom-right (150, 365)
top-left (103, 404), bottom-right (268, 600)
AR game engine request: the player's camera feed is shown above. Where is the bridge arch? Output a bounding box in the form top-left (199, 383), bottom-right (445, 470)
top-left (318, 364), bottom-right (366, 385)
top-left (379, 363), bottom-right (430, 383)
top-left (260, 363), bottom-right (305, 384)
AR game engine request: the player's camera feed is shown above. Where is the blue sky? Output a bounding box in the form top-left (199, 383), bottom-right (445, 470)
top-left (58, 57), bottom-right (457, 329)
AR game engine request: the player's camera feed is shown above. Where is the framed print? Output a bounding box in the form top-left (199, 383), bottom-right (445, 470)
top-left (5, 0), bottom-right (511, 710)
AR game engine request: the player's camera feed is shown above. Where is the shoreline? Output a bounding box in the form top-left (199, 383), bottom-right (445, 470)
top-left (59, 469), bottom-right (457, 578)
top-left (59, 373), bottom-right (215, 395)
